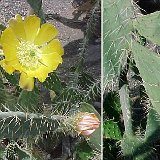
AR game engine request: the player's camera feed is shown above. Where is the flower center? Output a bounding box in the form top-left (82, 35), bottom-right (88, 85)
top-left (17, 41), bottom-right (42, 70)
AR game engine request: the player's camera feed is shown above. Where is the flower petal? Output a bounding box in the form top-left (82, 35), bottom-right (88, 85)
top-left (41, 53), bottom-right (62, 71)
top-left (35, 66), bottom-right (49, 82)
top-left (1, 27), bottom-right (19, 46)
top-left (1, 27), bottom-right (19, 61)
top-left (12, 61), bottom-right (24, 72)
top-left (2, 44), bottom-right (18, 61)
top-left (34, 23), bottom-right (58, 46)
top-left (19, 72), bottom-right (34, 91)
top-left (9, 14), bottom-right (26, 40)
top-left (81, 129), bottom-right (96, 136)
top-left (24, 15), bottom-right (40, 42)
top-left (20, 66), bottom-right (49, 82)
top-left (41, 39), bottom-right (64, 56)
top-left (76, 112), bottom-right (100, 136)
top-left (0, 59), bottom-right (15, 74)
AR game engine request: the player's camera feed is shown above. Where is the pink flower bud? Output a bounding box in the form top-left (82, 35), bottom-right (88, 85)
top-left (76, 112), bottom-right (100, 136)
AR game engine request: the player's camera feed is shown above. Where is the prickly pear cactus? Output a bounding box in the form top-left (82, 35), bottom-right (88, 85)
top-left (104, 0), bottom-right (160, 159)
top-left (103, 0), bottom-right (134, 90)
top-left (0, 0), bottom-right (101, 159)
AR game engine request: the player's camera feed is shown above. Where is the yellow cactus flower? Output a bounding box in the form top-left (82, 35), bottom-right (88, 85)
top-left (0, 15), bottom-right (64, 91)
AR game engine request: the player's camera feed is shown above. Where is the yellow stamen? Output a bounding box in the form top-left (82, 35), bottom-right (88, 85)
top-left (0, 49), bottom-right (4, 56)
top-left (17, 40), bottom-right (42, 70)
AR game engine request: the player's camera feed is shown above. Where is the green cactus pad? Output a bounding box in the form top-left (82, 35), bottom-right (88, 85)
top-left (103, 0), bottom-right (134, 90)
top-left (0, 111), bottom-right (61, 139)
top-left (104, 120), bottom-right (122, 140)
top-left (134, 11), bottom-right (160, 46)
top-left (132, 42), bottom-right (160, 115)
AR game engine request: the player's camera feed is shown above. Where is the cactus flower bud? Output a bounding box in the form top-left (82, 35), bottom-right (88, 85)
top-left (75, 112), bottom-right (100, 136)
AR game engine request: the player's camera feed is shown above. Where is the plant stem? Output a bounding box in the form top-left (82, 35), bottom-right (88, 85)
top-left (119, 84), bottom-right (133, 136)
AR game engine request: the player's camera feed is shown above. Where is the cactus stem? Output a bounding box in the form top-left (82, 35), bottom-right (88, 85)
top-left (119, 84), bottom-right (133, 136)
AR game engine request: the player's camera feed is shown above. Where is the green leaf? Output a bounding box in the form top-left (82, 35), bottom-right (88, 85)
top-left (132, 42), bottom-right (160, 115)
top-left (52, 87), bottom-right (84, 113)
top-left (1, 70), bottom-right (19, 86)
top-left (103, 0), bottom-right (134, 90)
top-left (79, 102), bottom-right (100, 119)
top-left (0, 24), bottom-right (6, 31)
top-left (134, 11), bottom-right (160, 45)
top-left (42, 72), bottom-right (63, 95)
top-left (104, 120), bottom-right (122, 140)
top-left (103, 139), bottom-right (121, 160)
top-left (16, 146), bottom-right (31, 159)
top-left (27, 0), bottom-right (45, 23)
top-left (119, 85), bottom-right (133, 136)
top-left (145, 108), bottom-right (160, 144)
top-left (88, 125), bottom-right (101, 152)
top-left (121, 135), bottom-right (152, 160)
top-left (103, 91), bottom-right (121, 121)
top-left (84, 81), bottom-right (101, 103)
top-left (18, 89), bottom-right (42, 113)
top-left (0, 78), bottom-right (17, 110)
top-left (78, 72), bottom-right (95, 90)
top-left (0, 111), bottom-right (60, 139)
top-left (74, 141), bottom-right (93, 160)
top-left (0, 149), bottom-right (5, 159)
top-left (4, 142), bottom-right (34, 160)
top-left (0, 78), bottom-right (6, 105)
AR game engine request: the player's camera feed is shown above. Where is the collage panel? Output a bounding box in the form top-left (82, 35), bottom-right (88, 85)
top-left (103, 0), bottom-right (160, 160)
top-left (0, 0), bottom-right (101, 159)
